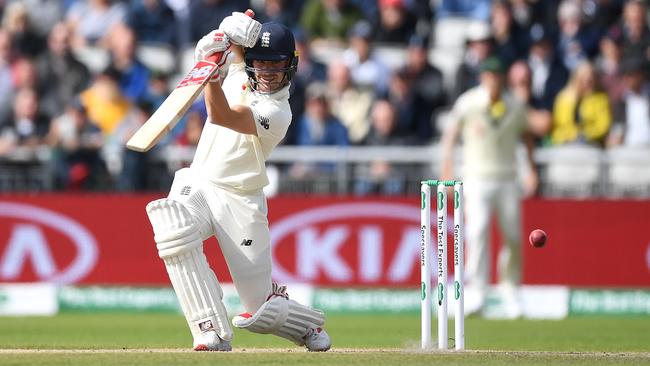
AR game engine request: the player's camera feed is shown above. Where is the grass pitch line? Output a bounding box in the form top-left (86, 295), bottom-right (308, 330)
top-left (1, 349), bottom-right (649, 357)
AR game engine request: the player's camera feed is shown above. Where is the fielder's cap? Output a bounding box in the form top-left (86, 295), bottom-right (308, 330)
top-left (348, 20), bottom-right (373, 40)
top-left (479, 56), bottom-right (504, 74)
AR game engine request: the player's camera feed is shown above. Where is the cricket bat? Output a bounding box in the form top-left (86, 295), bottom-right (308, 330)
top-left (126, 9), bottom-right (254, 152)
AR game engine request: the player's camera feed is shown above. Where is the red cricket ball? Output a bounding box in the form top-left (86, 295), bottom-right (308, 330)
top-left (529, 229), bottom-right (547, 248)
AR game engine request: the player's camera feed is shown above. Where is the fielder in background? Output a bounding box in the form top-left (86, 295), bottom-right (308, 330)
top-left (145, 13), bottom-right (331, 352)
top-left (440, 56), bottom-right (538, 318)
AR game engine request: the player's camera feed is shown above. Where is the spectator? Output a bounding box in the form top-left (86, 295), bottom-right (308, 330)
top-left (2, 1), bottom-right (45, 58)
top-left (292, 82), bottom-right (348, 178)
top-left (556, 0), bottom-right (600, 71)
top-left (66, 0), bottom-right (127, 48)
top-left (527, 23), bottom-right (569, 111)
top-left (47, 98), bottom-right (105, 190)
top-left (296, 82), bottom-right (349, 146)
top-left (596, 27), bottom-right (626, 109)
top-left (286, 29), bottom-right (327, 145)
top-left (327, 60), bottom-right (374, 144)
top-left (114, 99), bottom-right (155, 191)
top-left (8, 0), bottom-right (65, 38)
top-left (126, 0), bottom-right (178, 48)
top-left (342, 20), bottom-right (390, 94)
top-left (36, 22), bottom-right (91, 120)
top-left (381, 68), bottom-right (423, 142)
top-left (0, 30), bottom-right (13, 126)
top-left (254, 0), bottom-right (301, 26)
top-left (441, 56), bottom-right (537, 318)
top-left (453, 21), bottom-right (493, 100)
top-left (79, 67), bottom-right (131, 136)
top-left (8, 58), bottom-right (41, 124)
top-left (509, 0), bottom-right (534, 30)
top-left (144, 70), bottom-right (170, 110)
top-left (354, 99), bottom-right (413, 195)
top-left (11, 57), bottom-right (38, 91)
top-left (107, 23), bottom-right (151, 102)
top-left (580, 0), bottom-right (623, 31)
top-left (551, 61), bottom-right (612, 146)
top-left (167, 97), bottom-right (203, 146)
top-left (490, 0), bottom-right (529, 68)
top-left (300, 0), bottom-right (363, 45)
top-left (187, 0), bottom-right (246, 44)
top-left (174, 101), bottom-right (206, 147)
top-left (607, 58), bottom-right (650, 148)
top-left (371, 0), bottom-right (416, 45)
top-left (507, 60), bottom-right (552, 143)
top-left (0, 88), bottom-right (49, 156)
top-left (609, 0), bottom-right (650, 61)
top-left (403, 34), bottom-right (447, 141)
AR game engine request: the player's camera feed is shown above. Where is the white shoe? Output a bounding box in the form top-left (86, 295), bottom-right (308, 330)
top-left (303, 327), bottom-right (331, 352)
top-left (193, 330), bottom-right (232, 351)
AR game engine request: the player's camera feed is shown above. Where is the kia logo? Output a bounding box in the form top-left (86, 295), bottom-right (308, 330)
top-left (0, 202), bottom-right (98, 284)
top-left (270, 202), bottom-right (421, 283)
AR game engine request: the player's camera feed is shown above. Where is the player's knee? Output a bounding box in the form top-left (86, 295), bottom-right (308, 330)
top-left (146, 198), bottom-right (202, 259)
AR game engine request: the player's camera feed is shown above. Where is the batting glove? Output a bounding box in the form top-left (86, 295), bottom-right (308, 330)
top-left (219, 11), bottom-right (261, 48)
top-left (194, 30), bottom-right (232, 82)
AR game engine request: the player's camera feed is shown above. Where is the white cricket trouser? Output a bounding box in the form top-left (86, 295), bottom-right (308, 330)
top-left (168, 168), bottom-right (273, 313)
top-left (463, 179), bottom-right (522, 301)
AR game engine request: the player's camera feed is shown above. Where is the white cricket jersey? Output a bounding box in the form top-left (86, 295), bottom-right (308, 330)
top-left (450, 86), bottom-right (527, 181)
top-left (191, 62), bottom-right (291, 191)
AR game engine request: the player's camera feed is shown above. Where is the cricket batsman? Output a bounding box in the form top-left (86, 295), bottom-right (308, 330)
top-left (145, 12), bottom-right (331, 352)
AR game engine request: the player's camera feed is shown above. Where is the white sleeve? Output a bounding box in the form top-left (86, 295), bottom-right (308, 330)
top-left (449, 93), bottom-right (469, 127)
top-left (250, 100), bottom-right (291, 146)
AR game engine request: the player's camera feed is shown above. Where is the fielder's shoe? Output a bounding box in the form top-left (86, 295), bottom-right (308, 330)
top-left (303, 327), bottom-right (331, 352)
top-left (193, 330), bottom-right (232, 351)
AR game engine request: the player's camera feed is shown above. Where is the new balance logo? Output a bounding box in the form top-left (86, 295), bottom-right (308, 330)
top-left (180, 185), bottom-right (192, 195)
top-left (240, 239), bottom-right (253, 246)
top-left (259, 116), bottom-right (269, 130)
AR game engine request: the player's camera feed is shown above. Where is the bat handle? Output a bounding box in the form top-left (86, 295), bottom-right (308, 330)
top-left (205, 9), bottom-right (255, 63)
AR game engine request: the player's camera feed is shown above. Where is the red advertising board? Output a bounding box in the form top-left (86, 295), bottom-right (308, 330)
top-left (0, 195), bottom-right (648, 287)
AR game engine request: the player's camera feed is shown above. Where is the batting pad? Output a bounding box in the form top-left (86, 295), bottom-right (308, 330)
top-left (147, 199), bottom-right (233, 343)
top-left (232, 296), bottom-right (325, 345)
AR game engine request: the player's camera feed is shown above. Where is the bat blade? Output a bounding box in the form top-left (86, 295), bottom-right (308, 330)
top-left (126, 59), bottom-right (219, 152)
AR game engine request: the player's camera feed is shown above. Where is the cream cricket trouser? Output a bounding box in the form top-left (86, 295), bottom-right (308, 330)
top-left (168, 168), bottom-right (273, 314)
top-left (463, 179), bottom-right (522, 302)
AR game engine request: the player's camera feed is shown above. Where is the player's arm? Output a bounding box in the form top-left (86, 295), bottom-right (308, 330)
top-left (204, 71), bottom-right (257, 135)
top-left (204, 41), bottom-right (257, 135)
top-left (440, 99), bottom-right (464, 180)
top-left (197, 11), bottom-right (260, 135)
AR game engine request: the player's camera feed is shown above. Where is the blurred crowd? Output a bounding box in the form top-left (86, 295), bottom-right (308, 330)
top-left (0, 0), bottom-right (649, 192)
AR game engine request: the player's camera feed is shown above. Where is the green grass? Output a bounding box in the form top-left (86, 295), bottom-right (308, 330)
top-left (1, 313), bottom-right (649, 365)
